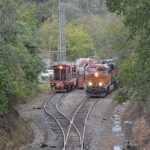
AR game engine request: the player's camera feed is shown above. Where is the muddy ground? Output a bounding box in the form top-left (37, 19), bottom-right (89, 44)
top-left (18, 89), bottom-right (123, 150)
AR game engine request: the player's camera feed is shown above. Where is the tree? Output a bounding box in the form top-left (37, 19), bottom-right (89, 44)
top-left (106, 0), bottom-right (150, 100)
top-left (0, 0), bottom-right (43, 115)
top-left (66, 23), bottom-right (94, 61)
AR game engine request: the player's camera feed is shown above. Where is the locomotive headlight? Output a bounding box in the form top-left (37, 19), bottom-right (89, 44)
top-left (94, 72), bottom-right (99, 77)
top-left (57, 83), bottom-right (63, 86)
top-left (88, 82), bottom-right (93, 86)
top-left (59, 66), bottom-right (63, 69)
top-left (99, 82), bottom-right (103, 86)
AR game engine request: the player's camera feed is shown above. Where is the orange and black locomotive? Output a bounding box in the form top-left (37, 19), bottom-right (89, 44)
top-left (85, 59), bottom-right (118, 97)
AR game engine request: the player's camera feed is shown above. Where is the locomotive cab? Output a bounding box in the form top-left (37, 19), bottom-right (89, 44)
top-left (85, 63), bottom-right (117, 97)
top-left (50, 62), bottom-right (77, 92)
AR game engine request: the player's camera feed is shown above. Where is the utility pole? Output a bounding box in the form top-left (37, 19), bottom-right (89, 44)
top-left (48, 8), bottom-right (59, 62)
top-left (92, 0), bottom-right (99, 14)
top-left (49, 0), bottom-right (66, 62)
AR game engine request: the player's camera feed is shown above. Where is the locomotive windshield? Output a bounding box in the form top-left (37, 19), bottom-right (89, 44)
top-left (87, 68), bottom-right (97, 73)
top-left (98, 68), bottom-right (108, 74)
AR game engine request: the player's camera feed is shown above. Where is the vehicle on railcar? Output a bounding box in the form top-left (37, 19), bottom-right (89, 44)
top-left (85, 60), bottom-right (118, 97)
top-left (50, 62), bottom-right (77, 92)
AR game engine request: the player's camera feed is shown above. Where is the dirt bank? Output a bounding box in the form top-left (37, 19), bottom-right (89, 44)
top-left (0, 104), bottom-right (33, 150)
top-left (0, 89), bottom-right (50, 150)
top-left (123, 100), bottom-right (150, 150)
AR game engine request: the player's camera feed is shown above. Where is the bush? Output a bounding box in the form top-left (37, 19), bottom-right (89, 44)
top-left (114, 88), bottom-right (128, 103)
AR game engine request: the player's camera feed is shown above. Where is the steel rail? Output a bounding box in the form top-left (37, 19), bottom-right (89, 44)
top-left (63, 98), bottom-right (100, 150)
top-left (80, 99), bottom-right (99, 150)
top-left (63, 99), bottom-right (86, 149)
top-left (55, 94), bottom-right (83, 150)
top-left (43, 93), bottom-right (66, 149)
top-left (43, 93), bottom-right (100, 150)
top-left (43, 93), bottom-right (82, 150)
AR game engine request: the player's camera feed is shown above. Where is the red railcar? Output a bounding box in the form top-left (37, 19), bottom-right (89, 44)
top-left (76, 58), bottom-right (98, 89)
top-left (50, 62), bottom-right (77, 92)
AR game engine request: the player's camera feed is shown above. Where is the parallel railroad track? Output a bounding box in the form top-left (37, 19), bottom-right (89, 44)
top-left (43, 93), bottom-right (66, 149)
top-left (43, 93), bottom-right (100, 150)
top-left (43, 93), bottom-right (80, 150)
top-left (64, 98), bottom-right (99, 150)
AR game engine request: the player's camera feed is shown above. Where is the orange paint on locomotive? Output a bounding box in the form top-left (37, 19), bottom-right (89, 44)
top-left (85, 62), bottom-right (118, 97)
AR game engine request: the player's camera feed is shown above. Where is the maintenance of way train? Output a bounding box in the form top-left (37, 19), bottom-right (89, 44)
top-left (50, 57), bottom-right (119, 97)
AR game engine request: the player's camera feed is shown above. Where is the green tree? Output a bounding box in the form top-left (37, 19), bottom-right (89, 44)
top-left (106, 0), bottom-right (150, 100)
top-left (66, 23), bottom-right (94, 61)
top-left (0, 0), bottom-right (43, 115)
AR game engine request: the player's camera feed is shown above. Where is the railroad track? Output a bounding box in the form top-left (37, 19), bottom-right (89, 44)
top-left (64, 98), bottom-right (99, 150)
top-left (43, 93), bottom-right (99, 150)
top-left (43, 93), bottom-right (80, 150)
top-left (43, 93), bottom-right (66, 149)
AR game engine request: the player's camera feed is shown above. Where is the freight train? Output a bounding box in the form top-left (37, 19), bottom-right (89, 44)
top-left (50, 58), bottom-right (118, 95)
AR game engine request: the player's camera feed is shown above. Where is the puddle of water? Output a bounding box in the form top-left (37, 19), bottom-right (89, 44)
top-left (112, 104), bottom-right (125, 137)
top-left (112, 103), bottom-right (128, 150)
top-left (41, 121), bottom-right (49, 127)
top-left (114, 145), bottom-right (122, 150)
top-left (112, 125), bottom-right (122, 133)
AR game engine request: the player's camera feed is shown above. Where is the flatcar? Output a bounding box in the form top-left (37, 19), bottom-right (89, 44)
top-left (50, 62), bottom-right (77, 92)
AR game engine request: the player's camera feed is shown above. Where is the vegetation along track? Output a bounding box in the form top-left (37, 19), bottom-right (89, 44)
top-left (44, 93), bottom-right (99, 150)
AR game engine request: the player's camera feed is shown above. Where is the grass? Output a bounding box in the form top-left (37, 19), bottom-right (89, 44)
top-left (37, 83), bottom-right (51, 92)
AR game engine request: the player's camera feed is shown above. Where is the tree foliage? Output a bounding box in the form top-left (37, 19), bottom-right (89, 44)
top-left (106, 0), bottom-right (150, 100)
top-left (0, 0), bottom-right (43, 115)
top-left (37, 0), bottom-right (120, 61)
top-left (66, 23), bottom-right (94, 60)
top-left (62, 1), bottom-right (119, 60)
